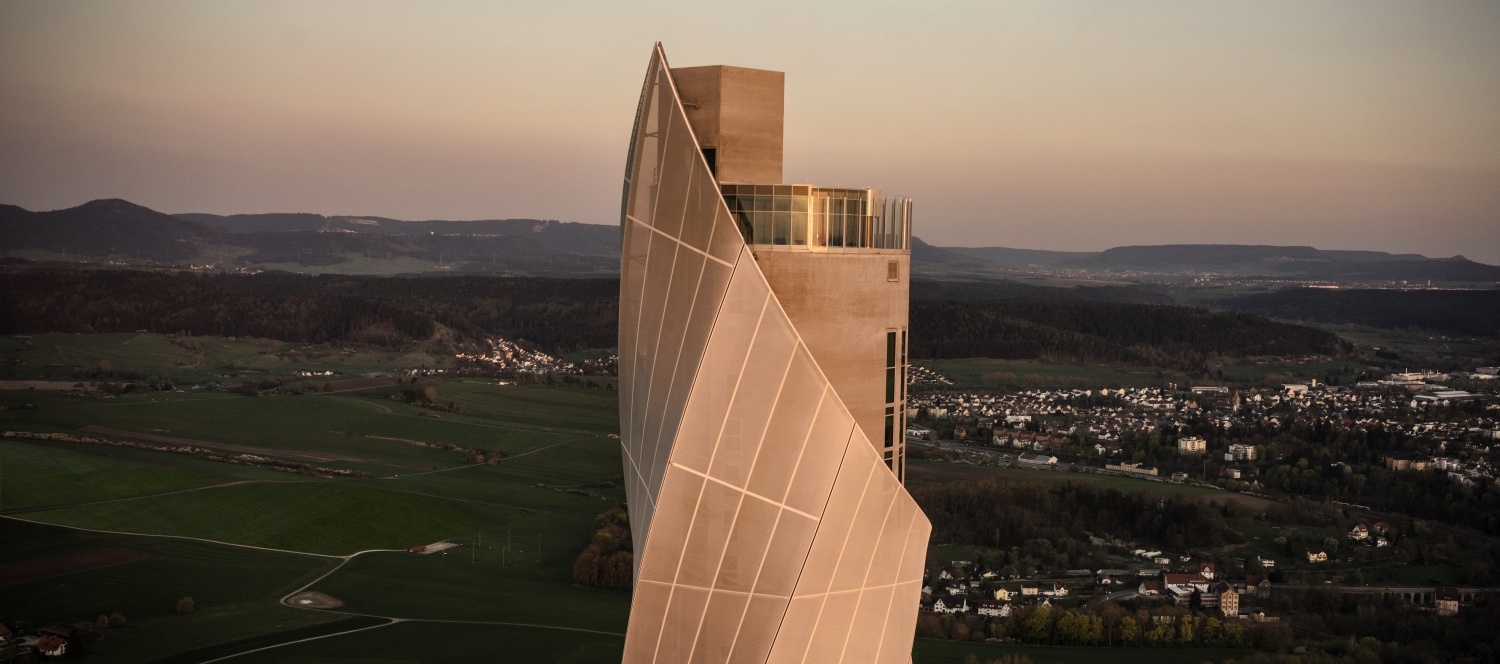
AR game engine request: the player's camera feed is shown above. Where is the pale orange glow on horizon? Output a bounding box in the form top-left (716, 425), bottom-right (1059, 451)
top-left (2, 1), bottom-right (1496, 262)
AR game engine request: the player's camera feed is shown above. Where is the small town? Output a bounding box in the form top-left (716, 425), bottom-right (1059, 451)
top-left (907, 366), bottom-right (1500, 491)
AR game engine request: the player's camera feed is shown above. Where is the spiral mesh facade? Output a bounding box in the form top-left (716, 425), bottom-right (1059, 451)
top-left (618, 44), bottom-right (931, 664)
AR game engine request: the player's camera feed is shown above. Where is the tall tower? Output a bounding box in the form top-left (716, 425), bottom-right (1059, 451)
top-left (618, 45), bottom-right (929, 664)
top-left (672, 65), bottom-right (913, 481)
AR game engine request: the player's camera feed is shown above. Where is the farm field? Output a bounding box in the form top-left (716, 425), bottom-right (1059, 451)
top-left (20, 481), bottom-right (524, 556)
top-left (0, 383), bottom-right (604, 471)
top-left (906, 459), bottom-right (1276, 509)
top-left (309, 548), bottom-right (632, 631)
top-left (0, 439), bottom-right (257, 511)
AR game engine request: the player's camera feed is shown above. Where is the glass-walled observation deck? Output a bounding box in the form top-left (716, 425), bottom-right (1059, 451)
top-left (721, 183), bottom-right (912, 251)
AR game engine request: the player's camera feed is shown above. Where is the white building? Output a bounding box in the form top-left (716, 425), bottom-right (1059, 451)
top-left (1178, 436), bottom-right (1207, 454)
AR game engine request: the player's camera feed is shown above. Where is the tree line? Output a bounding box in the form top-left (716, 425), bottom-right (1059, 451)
top-left (2, 269), bottom-right (1347, 369)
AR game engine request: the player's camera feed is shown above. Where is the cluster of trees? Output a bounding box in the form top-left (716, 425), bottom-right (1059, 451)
top-left (912, 479), bottom-right (1245, 557)
top-left (910, 299), bottom-right (1347, 371)
top-left (917, 603), bottom-right (1247, 649)
top-left (571, 506), bottom-right (633, 591)
top-left (1239, 589), bottom-right (1500, 664)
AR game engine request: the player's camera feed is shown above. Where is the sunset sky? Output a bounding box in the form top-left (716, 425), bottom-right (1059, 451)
top-left (2, 1), bottom-right (1497, 262)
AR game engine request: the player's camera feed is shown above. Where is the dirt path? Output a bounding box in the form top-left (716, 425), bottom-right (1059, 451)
top-left (327, 396), bottom-right (392, 413)
top-left (373, 435), bottom-right (593, 480)
top-left (0, 480), bottom-right (269, 515)
top-left (76, 425), bottom-right (407, 467)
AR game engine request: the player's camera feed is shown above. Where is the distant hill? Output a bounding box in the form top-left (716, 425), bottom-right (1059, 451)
top-left (942, 246), bottom-right (1093, 267)
top-left (178, 212), bottom-right (621, 257)
top-left (1034, 244), bottom-right (1500, 281)
top-left (0, 200), bottom-right (614, 276)
top-left (1, 199), bottom-right (224, 260)
top-left (8, 200), bottom-right (1496, 284)
top-left (911, 278), bottom-right (1171, 305)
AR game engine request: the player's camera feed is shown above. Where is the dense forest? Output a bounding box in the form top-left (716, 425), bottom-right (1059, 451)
top-left (2, 269), bottom-right (1346, 366)
top-left (0, 269), bottom-right (617, 355)
top-left (1217, 288), bottom-right (1500, 338)
top-left (910, 299), bottom-right (1348, 371)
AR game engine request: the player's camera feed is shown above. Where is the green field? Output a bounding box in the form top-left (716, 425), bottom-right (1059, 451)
top-left (0, 439), bottom-right (257, 511)
top-left (906, 459), bottom-right (1272, 507)
top-left (21, 481), bottom-right (527, 556)
top-left (310, 548), bottom-right (631, 631)
top-left (0, 383), bottom-right (609, 472)
top-left (1213, 357), bottom-right (1367, 385)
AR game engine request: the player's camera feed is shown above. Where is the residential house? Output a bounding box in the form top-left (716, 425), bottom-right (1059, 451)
top-left (1385, 452), bottom-right (1434, 471)
top-left (1257, 556), bottom-right (1277, 569)
top-left (993, 587), bottom-right (1013, 601)
top-left (1164, 573), bottom-right (1211, 593)
top-left (1020, 581), bottom-right (1040, 596)
top-left (1137, 579), bottom-right (1163, 596)
top-left (1307, 551), bottom-right (1328, 563)
top-left (1050, 581), bottom-right (1069, 597)
top-left (36, 635), bottom-right (68, 658)
top-left (1199, 562), bottom-right (1216, 579)
top-left (1349, 524), bottom-right (1369, 541)
top-left (1436, 588), bottom-right (1460, 617)
top-left (1178, 436), bottom-right (1207, 454)
top-left (976, 599), bottom-right (1012, 618)
top-left (1243, 575), bottom-right (1271, 596)
top-left (933, 595), bottom-right (968, 615)
top-left (1217, 581), bottom-right (1240, 617)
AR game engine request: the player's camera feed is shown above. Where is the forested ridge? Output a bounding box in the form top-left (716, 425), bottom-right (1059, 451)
top-left (2, 268), bottom-right (1344, 364)
top-left (1217, 287), bottom-right (1500, 338)
top-left (910, 299), bottom-right (1348, 371)
top-left (0, 269), bottom-right (617, 354)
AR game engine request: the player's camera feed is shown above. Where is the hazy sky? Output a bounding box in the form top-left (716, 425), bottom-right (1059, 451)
top-left (3, 1), bottom-right (1497, 262)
